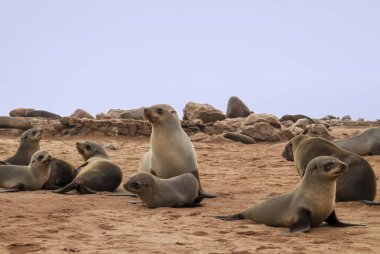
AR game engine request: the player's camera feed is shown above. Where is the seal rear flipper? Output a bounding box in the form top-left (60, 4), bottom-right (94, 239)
top-left (0, 161), bottom-right (10, 165)
top-left (289, 208), bottom-right (311, 233)
top-left (109, 192), bottom-right (138, 197)
top-left (325, 210), bottom-right (365, 227)
top-left (192, 196), bottom-right (204, 204)
top-left (129, 200), bottom-right (144, 205)
top-left (43, 183), bottom-right (63, 190)
top-left (78, 184), bottom-right (96, 194)
top-left (215, 213), bottom-right (244, 221)
top-left (53, 182), bottom-right (76, 194)
top-left (359, 200), bottom-right (380, 206)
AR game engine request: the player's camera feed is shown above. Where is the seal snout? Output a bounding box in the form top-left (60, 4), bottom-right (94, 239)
top-left (123, 180), bottom-right (140, 193)
top-left (76, 142), bottom-right (84, 154)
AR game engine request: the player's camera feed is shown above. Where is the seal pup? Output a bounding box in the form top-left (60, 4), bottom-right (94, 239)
top-left (282, 134), bottom-right (377, 204)
top-left (139, 104), bottom-right (217, 199)
top-left (43, 158), bottom-right (76, 190)
top-left (124, 172), bottom-right (199, 208)
top-left (0, 150), bottom-right (52, 191)
top-left (54, 141), bottom-right (122, 194)
top-left (333, 127), bottom-right (380, 156)
top-left (217, 156), bottom-right (363, 232)
top-left (4, 128), bottom-right (42, 165)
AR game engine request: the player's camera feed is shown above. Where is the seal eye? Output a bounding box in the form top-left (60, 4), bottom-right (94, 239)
top-left (156, 108), bottom-right (163, 114)
top-left (324, 162), bottom-right (334, 171)
top-left (38, 154), bottom-right (44, 161)
top-left (85, 144), bottom-right (91, 150)
top-left (32, 131), bottom-right (36, 135)
top-left (132, 182), bottom-right (140, 190)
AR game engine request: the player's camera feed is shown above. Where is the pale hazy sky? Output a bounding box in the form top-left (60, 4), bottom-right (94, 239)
top-left (1, 1), bottom-right (379, 120)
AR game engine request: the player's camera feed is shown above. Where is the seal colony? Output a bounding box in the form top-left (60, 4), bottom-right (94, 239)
top-left (0, 102), bottom-right (378, 237)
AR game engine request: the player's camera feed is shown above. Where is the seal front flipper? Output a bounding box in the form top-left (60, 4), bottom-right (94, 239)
top-left (0, 183), bottom-right (25, 192)
top-left (325, 210), bottom-right (365, 227)
top-left (73, 162), bottom-right (89, 175)
top-left (129, 200), bottom-right (144, 205)
top-left (215, 213), bottom-right (244, 221)
top-left (192, 171), bottom-right (218, 198)
top-left (109, 192), bottom-right (138, 197)
top-left (289, 208), bottom-right (311, 233)
top-left (0, 161), bottom-right (10, 165)
top-left (359, 200), bottom-right (380, 206)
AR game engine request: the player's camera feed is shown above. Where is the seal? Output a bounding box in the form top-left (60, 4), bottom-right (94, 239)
top-left (282, 134), bottom-right (377, 203)
top-left (4, 128), bottom-right (43, 165)
top-left (217, 156), bottom-right (363, 232)
top-left (279, 114), bottom-right (316, 124)
top-left (139, 104), bottom-right (217, 199)
top-left (43, 158), bottom-right (76, 190)
top-left (25, 110), bottom-right (61, 119)
top-left (124, 172), bottom-right (200, 208)
top-left (53, 141), bottom-right (122, 194)
top-left (0, 150), bottom-right (52, 191)
top-left (223, 132), bottom-right (255, 144)
top-left (333, 127), bottom-right (380, 156)
top-left (0, 116), bottom-right (32, 130)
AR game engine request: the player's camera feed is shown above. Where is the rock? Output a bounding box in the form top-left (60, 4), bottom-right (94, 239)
top-left (105, 143), bottom-right (119, 150)
top-left (9, 108), bottom-right (34, 117)
top-left (307, 124), bottom-right (334, 140)
top-left (286, 118), bottom-right (310, 135)
top-left (25, 110), bottom-right (61, 119)
top-left (238, 122), bottom-right (288, 142)
top-left (71, 109), bottom-right (94, 119)
top-left (120, 107), bottom-right (145, 120)
top-left (244, 114), bottom-right (281, 129)
top-left (96, 113), bottom-right (109, 120)
top-left (0, 116), bottom-right (32, 130)
top-left (226, 96), bottom-right (251, 118)
top-left (183, 102), bottom-right (226, 124)
top-left (222, 132), bottom-right (255, 144)
top-left (356, 118), bottom-right (364, 122)
top-left (281, 120), bottom-right (294, 128)
top-left (342, 115), bottom-right (352, 121)
top-left (190, 132), bottom-right (210, 141)
top-left (212, 118), bottom-right (245, 134)
top-left (96, 109), bottom-right (127, 120)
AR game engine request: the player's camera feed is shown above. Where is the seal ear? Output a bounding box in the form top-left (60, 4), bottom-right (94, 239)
top-left (170, 110), bottom-right (177, 114)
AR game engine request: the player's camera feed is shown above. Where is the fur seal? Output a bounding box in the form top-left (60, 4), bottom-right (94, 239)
top-left (282, 134), bottom-right (377, 203)
top-left (0, 150), bottom-right (52, 191)
top-left (139, 104), bottom-right (216, 199)
top-left (333, 127), bottom-right (380, 156)
top-left (43, 158), bottom-right (76, 190)
top-left (226, 96), bottom-right (251, 118)
top-left (279, 114), bottom-right (316, 124)
top-left (25, 110), bottom-right (61, 119)
top-left (0, 116), bottom-right (32, 130)
top-left (120, 107), bottom-right (145, 120)
top-left (124, 172), bottom-right (200, 208)
top-left (222, 132), bottom-right (255, 144)
top-left (4, 128), bottom-right (42, 165)
top-left (54, 141), bottom-right (122, 194)
top-left (217, 156), bottom-right (362, 232)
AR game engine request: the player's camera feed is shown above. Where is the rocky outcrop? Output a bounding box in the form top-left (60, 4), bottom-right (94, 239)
top-left (183, 102), bottom-right (226, 124)
top-left (71, 109), bottom-right (94, 119)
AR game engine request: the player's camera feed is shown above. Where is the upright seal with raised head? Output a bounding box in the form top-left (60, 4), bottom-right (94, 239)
top-left (139, 104), bottom-right (216, 199)
top-left (0, 150), bottom-right (52, 191)
top-left (217, 156), bottom-right (362, 232)
top-left (282, 134), bottom-right (377, 203)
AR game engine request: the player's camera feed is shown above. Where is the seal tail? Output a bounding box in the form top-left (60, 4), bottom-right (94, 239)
top-left (53, 181), bottom-right (76, 194)
top-left (215, 213), bottom-right (244, 221)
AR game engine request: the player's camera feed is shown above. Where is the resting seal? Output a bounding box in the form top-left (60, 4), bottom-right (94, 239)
top-left (279, 114), bottom-right (316, 124)
top-left (282, 134), bottom-right (377, 203)
top-left (54, 141), bottom-right (122, 194)
top-left (4, 128), bottom-right (42, 165)
top-left (0, 150), bottom-right (52, 191)
top-left (217, 156), bottom-right (362, 232)
top-left (43, 158), bottom-right (76, 190)
top-left (25, 110), bottom-right (61, 119)
top-left (333, 127), bottom-right (380, 156)
top-left (124, 172), bottom-right (199, 208)
top-left (139, 104), bottom-right (216, 199)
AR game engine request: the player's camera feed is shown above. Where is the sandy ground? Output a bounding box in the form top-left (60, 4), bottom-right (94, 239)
top-left (0, 126), bottom-right (379, 254)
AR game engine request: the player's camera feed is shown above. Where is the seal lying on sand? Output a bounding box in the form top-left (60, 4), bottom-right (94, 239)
top-left (54, 141), bottom-right (122, 194)
top-left (282, 134), bottom-right (377, 204)
top-left (0, 150), bottom-right (52, 191)
top-left (139, 104), bottom-right (216, 200)
top-left (217, 156), bottom-right (363, 233)
top-left (333, 127), bottom-right (380, 156)
top-left (124, 172), bottom-right (200, 208)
